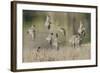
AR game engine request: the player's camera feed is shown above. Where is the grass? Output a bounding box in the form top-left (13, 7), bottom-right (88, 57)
top-left (23, 43), bottom-right (91, 62)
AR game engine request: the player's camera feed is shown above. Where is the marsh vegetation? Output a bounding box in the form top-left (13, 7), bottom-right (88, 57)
top-left (23, 10), bottom-right (91, 62)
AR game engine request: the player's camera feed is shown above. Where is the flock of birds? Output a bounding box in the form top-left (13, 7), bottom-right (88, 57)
top-left (27, 15), bottom-right (86, 52)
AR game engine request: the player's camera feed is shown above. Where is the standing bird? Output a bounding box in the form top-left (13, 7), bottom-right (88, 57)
top-left (46, 33), bottom-right (53, 47)
top-left (44, 15), bottom-right (52, 30)
top-left (78, 21), bottom-right (86, 37)
top-left (27, 25), bottom-right (36, 40)
top-left (53, 33), bottom-right (59, 50)
top-left (77, 21), bottom-right (86, 45)
top-left (69, 34), bottom-right (82, 48)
